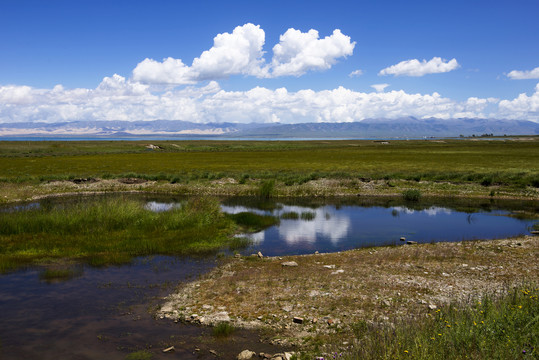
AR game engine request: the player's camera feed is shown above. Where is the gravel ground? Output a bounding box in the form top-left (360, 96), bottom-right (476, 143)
top-left (158, 236), bottom-right (539, 352)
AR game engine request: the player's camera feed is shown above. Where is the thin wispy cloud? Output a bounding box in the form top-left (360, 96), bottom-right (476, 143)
top-left (349, 69), bottom-right (363, 77)
top-left (371, 83), bottom-right (389, 93)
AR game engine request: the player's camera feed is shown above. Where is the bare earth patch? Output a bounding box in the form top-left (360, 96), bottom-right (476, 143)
top-left (158, 236), bottom-right (538, 352)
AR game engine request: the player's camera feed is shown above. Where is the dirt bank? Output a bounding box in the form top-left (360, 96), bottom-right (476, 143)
top-left (1, 177), bottom-right (538, 204)
top-left (158, 236), bottom-right (539, 354)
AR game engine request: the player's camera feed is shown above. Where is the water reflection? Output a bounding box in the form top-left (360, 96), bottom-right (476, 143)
top-left (144, 201), bottom-right (182, 212)
top-left (221, 201), bottom-right (535, 256)
top-left (391, 206), bottom-right (453, 216)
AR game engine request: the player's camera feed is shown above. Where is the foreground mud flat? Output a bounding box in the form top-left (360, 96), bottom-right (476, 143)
top-left (159, 236), bottom-right (538, 355)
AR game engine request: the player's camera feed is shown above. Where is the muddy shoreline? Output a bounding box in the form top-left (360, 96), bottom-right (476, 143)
top-left (1, 177), bottom-right (538, 205)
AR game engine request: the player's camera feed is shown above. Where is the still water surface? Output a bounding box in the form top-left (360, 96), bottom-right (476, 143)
top-left (221, 200), bottom-right (536, 256)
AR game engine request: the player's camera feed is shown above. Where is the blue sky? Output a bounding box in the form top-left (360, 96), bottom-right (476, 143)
top-left (1, 0), bottom-right (538, 124)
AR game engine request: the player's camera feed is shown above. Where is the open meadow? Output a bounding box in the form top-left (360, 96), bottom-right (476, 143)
top-left (1, 138), bottom-right (539, 202)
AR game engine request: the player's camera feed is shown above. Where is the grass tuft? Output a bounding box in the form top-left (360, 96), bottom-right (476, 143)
top-left (212, 322), bottom-right (235, 337)
top-left (258, 179), bottom-right (275, 199)
top-left (402, 189), bottom-right (422, 202)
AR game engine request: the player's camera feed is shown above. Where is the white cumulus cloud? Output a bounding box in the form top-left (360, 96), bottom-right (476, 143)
top-left (498, 82), bottom-right (539, 121)
top-left (379, 57), bottom-right (459, 77)
top-left (132, 57), bottom-right (194, 85)
top-left (270, 29), bottom-right (355, 77)
top-left (190, 23), bottom-right (268, 79)
top-left (2, 79), bottom-right (539, 124)
top-left (507, 66), bottom-right (539, 80)
top-left (132, 24), bottom-right (355, 84)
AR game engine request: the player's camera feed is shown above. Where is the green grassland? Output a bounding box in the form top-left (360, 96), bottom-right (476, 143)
top-left (0, 139), bottom-right (538, 187)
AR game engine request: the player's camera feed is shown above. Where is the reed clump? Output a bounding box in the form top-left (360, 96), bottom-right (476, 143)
top-left (0, 197), bottom-right (246, 272)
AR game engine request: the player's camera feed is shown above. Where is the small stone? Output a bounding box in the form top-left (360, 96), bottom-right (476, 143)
top-left (281, 261), bottom-right (298, 267)
top-left (323, 264), bottom-right (336, 269)
top-left (162, 346), bottom-right (175, 353)
top-left (282, 305), bottom-right (293, 312)
top-left (315, 251), bottom-right (319, 254)
top-left (190, 314), bottom-right (199, 319)
top-left (213, 311), bottom-right (230, 322)
top-left (237, 349), bottom-right (256, 359)
top-left (234, 253), bottom-right (241, 258)
top-left (202, 304), bottom-right (213, 310)
top-left (312, 318), bottom-right (318, 323)
top-left (382, 299), bottom-right (391, 307)
top-left (428, 304), bottom-right (437, 310)
top-left (257, 315), bottom-right (263, 320)
top-left (462, 263), bottom-right (468, 267)
top-left (442, 272), bottom-right (450, 277)
top-left (293, 317), bottom-right (304, 324)
top-left (400, 237), bottom-right (406, 241)
top-left (331, 269), bottom-right (344, 275)
top-left (406, 241), bottom-right (418, 245)
top-left (210, 349), bottom-right (218, 356)
top-left (257, 251), bottom-right (264, 258)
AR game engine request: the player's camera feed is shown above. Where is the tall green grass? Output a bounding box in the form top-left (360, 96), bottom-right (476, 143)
top-left (0, 197), bottom-right (248, 272)
top-left (348, 286), bottom-right (539, 359)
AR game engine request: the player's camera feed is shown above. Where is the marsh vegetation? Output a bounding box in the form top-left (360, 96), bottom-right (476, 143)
top-left (0, 196), bottom-right (278, 272)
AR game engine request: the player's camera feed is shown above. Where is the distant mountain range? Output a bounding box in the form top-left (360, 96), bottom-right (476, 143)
top-left (1, 118), bottom-right (538, 139)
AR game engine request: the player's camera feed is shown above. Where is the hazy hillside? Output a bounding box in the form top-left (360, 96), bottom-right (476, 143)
top-left (1, 118), bottom-right (538, 138)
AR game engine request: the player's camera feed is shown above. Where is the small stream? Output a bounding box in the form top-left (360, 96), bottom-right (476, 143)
top-left (0, 195), bottom-right (537, 359)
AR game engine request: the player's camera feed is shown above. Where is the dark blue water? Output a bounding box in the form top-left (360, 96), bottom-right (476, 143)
top-left (221, 201), bottom-right (536, 256)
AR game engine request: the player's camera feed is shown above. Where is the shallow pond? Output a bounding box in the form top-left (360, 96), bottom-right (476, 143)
top-left (220, 197), bottom-right (537, 256)
top-left (0, 194), bottom-right (537, 359)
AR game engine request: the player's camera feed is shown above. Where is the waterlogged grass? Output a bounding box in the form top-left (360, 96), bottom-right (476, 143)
top-left (349, 287), bottom-right (539, 360)
top-left (39, 268), bottom-right (82, 283)
top-left (227, 212), bottom-right (279, 232)
top-left (0, 197), bottom-right (265, 272)
top-left (212, 322), bottom-right (235, 337)
top-left (124, 350), bottom-right (153, 360)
